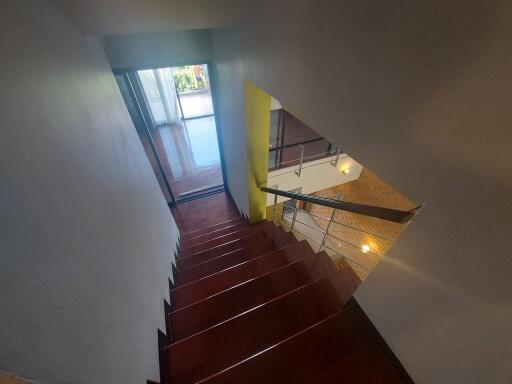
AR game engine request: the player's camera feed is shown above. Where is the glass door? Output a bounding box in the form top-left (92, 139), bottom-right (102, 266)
top-left (115, 64), bottom-right (224, 204)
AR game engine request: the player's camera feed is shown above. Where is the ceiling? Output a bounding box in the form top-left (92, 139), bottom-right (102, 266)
top-left (56, 0), bottom-right (250, 36)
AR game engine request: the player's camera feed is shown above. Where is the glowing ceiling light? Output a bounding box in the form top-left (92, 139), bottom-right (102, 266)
top-left (361, 244), bottom-right (370, 253)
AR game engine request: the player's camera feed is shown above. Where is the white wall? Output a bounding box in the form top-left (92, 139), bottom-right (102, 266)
top-left (0, 1), bottom-right (179, 383)
top-left (266, 154), bottom-right (363, 205)
top-left (213, 1), bottom-right (512, 382)
top-left (211, 28), bottom-right (250, 215)
top-left (104, 29), bottom-right (213, 70)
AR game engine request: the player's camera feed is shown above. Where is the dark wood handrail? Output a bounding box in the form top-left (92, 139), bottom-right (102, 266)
top-left (261, 186), bottom-right (419, 224)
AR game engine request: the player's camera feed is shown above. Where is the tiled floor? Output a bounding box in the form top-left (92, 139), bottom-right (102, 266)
top-left (171, 192), bottom-right (240, 236)
top-left (142, 116), bottom-right (223, 200)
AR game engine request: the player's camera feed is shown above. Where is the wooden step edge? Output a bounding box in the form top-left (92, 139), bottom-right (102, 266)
top-left (166, 272), bottom-right (339, 348)
top-left (171, 240), bottom-right (314, 294)
top-left (178, 221), bottom-right (275, 255)
top-left (180, 217), bottom-right (246, 240)
top-left (170, 252), bottom-right (326, 315)
top-left (177, 227), bottom-right (282, 264)
top-left (165, 272), bottom-right (353, 384)
top-left (177, 246), bottom-right (247, 274)
top-left (179, 222), bottom-right (251, 247)
top-left (194, 305), bottom-right (354, 384)
top-left (175, 231), bottom-right (297, 285)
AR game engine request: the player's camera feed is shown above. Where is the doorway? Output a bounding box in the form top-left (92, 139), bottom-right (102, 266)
top-left (115, 64), bottom-right (225, 204)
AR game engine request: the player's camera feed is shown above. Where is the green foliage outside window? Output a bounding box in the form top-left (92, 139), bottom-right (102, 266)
top-left (173, 66), bottom-right (208, 93)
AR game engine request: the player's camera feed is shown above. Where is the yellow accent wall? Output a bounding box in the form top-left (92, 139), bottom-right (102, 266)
top-left (245, 81), bottom-right (271, 222)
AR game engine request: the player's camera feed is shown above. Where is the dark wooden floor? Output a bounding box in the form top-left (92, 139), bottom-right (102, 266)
top-left (171, 192), bottom-right (241, 236)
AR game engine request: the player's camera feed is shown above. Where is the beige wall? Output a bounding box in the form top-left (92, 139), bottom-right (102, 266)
top-left (0, 1), bottom-right (178, 383)
top-left (211, 28), bottom-right (250, 215)
top-left (0, 372), bottom-right (30, 384)
top-left (215, 1), bottom-right (512, 382)
top-left (104, 29), bottom-right (212, 70)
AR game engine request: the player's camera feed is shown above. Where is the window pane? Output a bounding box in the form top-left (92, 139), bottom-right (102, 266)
top-left (282, 110), bottom-right (321, 145)
top-left (174, 64), bottom-right (214, 118)
top-left (269, 109), bottom-right (281, 149)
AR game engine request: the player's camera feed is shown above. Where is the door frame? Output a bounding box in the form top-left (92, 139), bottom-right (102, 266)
top-left (113, 60), bottom-right (228, 204)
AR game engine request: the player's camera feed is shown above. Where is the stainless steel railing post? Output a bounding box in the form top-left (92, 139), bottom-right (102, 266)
top-left (331, 146), bottom-right (340, 167)
top-left (291, 200), bottom-right (299, 230)
top-left (295, 144), bottom-right (305, 177)
top-left (319, 193), bottom-right (341, 251)
top-left (272, 193), bottom-right (278, 220)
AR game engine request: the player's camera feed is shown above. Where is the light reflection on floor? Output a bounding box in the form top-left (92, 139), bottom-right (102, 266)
top-left (179, 91), bottom-right (214, 118)
top-left (147, 116), bottom-right (223, 198)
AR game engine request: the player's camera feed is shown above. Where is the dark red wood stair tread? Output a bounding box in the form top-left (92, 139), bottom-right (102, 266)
top-left (169, 251), bottom-right (336, 341)
top-left (198, 300), bottom-right (406, 384)
top-left (180, 217), bottom-right (246, 241)
top-left (171, 239), bottom-right (315, 309)
top-left (178, 221), bottom-right (275, 258)
top-left (177, 226), bottom-right (290, 269)
top-left (166, 270), bottom-right (357, 384)
top-left (180, 221), bottom-right (253, 248)
top-left (175, 233), bottom-right (297, 286)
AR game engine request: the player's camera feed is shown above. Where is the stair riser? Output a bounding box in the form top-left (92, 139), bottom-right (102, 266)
top-left (169, 254), bottom-right (336, 341)
top-left (180, 223), bottom-right (250, 248)
top-left (176, 232), bottom-right (295, 285)
top-left (166, 276), bottom-right (346, 384)
top-left (180, 218), bottom-right (246, 241)
top-left (178, 222), bottom-right (274, 258)
top-left (176, 240), bottom-right (281, 286)
top-left (197, 302), bottom-right (405, 384)
top-left (171, 241), bottom-right (314, 310)
top-left (177, 228), bottom-right (288, 270)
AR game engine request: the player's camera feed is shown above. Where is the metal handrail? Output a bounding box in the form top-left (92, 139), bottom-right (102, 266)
top-left (277, 202), bottom-right (397, 242)
top-left (269, 153), bottom-right (347, 176)
top-left (274, 214), bottom-right (372, 271)
top-left (262, 186), bottom-right (420, 224)
top-left (279, 208), bottom-right (384, 259)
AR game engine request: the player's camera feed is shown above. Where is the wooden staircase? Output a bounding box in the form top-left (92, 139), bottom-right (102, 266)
top-left (164, 213), bottom-right (413, 383)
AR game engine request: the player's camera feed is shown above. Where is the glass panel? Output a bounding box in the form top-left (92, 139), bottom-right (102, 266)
top-left (282, 110), bottom-right (321, 145)
top-left (114, 74), bottom-right (173, 204)
top-left (174, 64), bottom-right (214, 119)
top-left (145, 114), bottom-right (223, 200)
top-left (268, 151), bottom-right (278, 170)
top-left (114, 74), bottom-right (146, 133)
top-left (139, 130), bottom-right (173, 203)
top-left (138, 68), bottom-right (182, 127)
top-left (280, 139), bottom-right (330, 166)
top-left (269, 109), bottom-right (281, 150)
top-left (117, 64), bottom-right (224, 202)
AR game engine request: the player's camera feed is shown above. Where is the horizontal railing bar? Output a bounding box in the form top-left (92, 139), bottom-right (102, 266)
top-left (268, 137), bottom-right (326, 152)
top-left (262, 186), bottom-right (415, 223)
top-left (280, 211), bottom-right (382, 258)
top-left (330, 220), bottom-right (397, 242)
top-left (272, 151), bottom-right (335, 166)
top-left (275, 202), bottom-right (331, 222)
top-left (274, 202), bottom-right (398, 241)
top-left (323, 233), bottom-right (382, 258)
top-left (281, 213), bottom-right (327, 234)
top-left (286, 202), bottom-right (399, 241)
top-left (272, 217), bottom-right (371, 271)
top-left (269, 154), bottom-right (347, 175)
